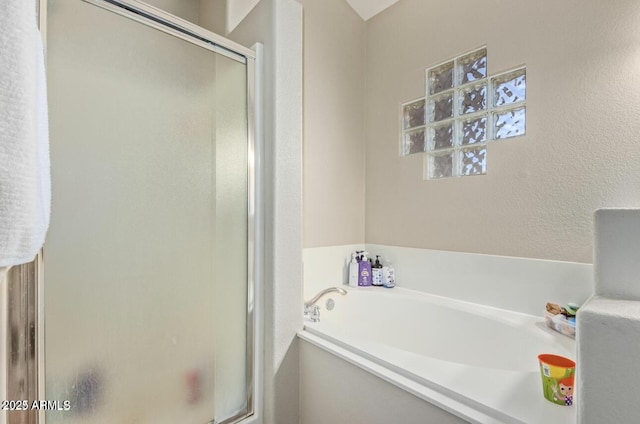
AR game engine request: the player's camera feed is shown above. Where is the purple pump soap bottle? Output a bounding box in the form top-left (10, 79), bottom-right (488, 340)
top-left (358, 252), bottom-right (372, 286)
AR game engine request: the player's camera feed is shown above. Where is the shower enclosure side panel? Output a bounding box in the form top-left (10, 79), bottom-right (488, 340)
top-left (43, 1), bottom-right (250, 423)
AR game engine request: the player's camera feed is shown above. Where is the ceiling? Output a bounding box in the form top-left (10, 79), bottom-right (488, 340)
top-left (344, 0), bottom-right (400, 20)
top-left (227, 0), bottom-right (402, 33)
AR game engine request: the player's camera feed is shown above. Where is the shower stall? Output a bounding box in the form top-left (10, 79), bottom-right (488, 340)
top-left (3, 1), bottom-right (261, 423)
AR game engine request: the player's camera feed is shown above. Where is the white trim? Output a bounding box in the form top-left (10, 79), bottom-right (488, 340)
top-left (239, 42), bottom-right (265, 424)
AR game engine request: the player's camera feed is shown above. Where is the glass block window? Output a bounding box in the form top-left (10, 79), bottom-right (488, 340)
top-left (491, 69), bottom-right (526, 140)
top-left (400, 46), bottom-right (526, 180)
top-left (400, 98), bottom-right (426, 155)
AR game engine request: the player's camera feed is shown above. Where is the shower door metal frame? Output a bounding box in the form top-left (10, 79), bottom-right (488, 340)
top-left (6, 1), bottom-right (263, 423)
top-left (3, 256), bottom-right (44, 424)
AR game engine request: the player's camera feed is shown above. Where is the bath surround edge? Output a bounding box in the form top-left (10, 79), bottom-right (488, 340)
top-left (303, 244), bottom-right (593, 317)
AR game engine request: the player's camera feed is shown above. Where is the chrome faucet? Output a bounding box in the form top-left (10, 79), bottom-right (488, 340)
top-left (304, 287), bottom-right (347, 322)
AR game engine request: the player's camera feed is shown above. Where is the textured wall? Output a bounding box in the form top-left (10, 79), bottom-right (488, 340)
top-left (364, 0), bottom-right (640, 263)
top-left (578, 210), bottom-right (640, 422)
top-left (578, 297), bottom-right (640, 424)
top-left (299, 0), bottom-right (366, 248)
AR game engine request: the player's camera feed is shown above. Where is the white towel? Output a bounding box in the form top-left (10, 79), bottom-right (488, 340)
top-left (0, 1), bottom-right (51, 267)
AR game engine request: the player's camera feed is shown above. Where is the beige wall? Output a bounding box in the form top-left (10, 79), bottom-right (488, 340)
top-left (299, 0), bottom-right (366, 248)
top-left (143, 0), bottom-right (226, 35)
top-left (199, 0), bottom-right (227, 35)
top-left (144, 0), bottom-right (199, 22)
top-left (364, 0), bottom-right (640, 263)
top-left (228, 0), bottom-right (262, 33)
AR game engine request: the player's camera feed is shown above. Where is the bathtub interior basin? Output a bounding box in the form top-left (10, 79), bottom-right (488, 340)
top-left (306, 287), bottom-right (573, 372)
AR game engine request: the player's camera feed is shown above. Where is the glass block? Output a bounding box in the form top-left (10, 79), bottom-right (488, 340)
top-left (402, 128), bottom-right (426, 155)
top-left (457, 48), bottom-right (487, 85)
top-left (458, 83), bottom-right (487, 115)
top-left (493, 106), bottom-right (526, 140)
top-left (460, 146), bottom-right (487, 176)
top-left (428, 121), bottom-right (454, 151)
top-left (427, 151), bottom-right (454, 179)
top-left (428, 61), bottom-right (454, 95)
top-left (492, 69), bottom-right (526, 107)
top-left (428, 92), bottom-right (453, 123)
top-left (459, 115), bottom-right (487, 145)
top-left (402, 98), bottom-right (426, 129)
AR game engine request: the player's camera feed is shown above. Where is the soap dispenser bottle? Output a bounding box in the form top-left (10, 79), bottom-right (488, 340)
top-left (383, 261), bottom-right (395, 288)
top-left (358, 252), bottom-right (372, 286)
top-left (372, 255), bottom-right (383, 286)
top-left (348, 253), bottom-right (359, 287)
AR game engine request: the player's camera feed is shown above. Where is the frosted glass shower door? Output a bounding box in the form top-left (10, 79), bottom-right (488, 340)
top-left (44, 1), bottom-right (250, 423)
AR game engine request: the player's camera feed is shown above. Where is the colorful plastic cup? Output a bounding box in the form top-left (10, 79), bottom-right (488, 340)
top-left (538, 354), bottom-right (576, 406)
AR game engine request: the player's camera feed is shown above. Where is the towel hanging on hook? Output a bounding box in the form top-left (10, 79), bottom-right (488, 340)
top-left (0, 1), bottom-right (51, 267)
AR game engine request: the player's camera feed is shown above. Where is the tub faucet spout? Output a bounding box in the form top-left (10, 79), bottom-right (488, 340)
top-left (304, 287), bottom-right (347, 322)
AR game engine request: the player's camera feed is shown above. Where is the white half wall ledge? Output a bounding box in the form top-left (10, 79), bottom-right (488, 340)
top-left (577, 296), bottom-right (640, 424)
top-left (366, 244), bottom-right (594, 317)
top-left (594, 208), bottom-right (640, 301)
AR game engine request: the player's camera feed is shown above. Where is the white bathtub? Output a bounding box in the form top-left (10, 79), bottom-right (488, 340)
top-left (298, 287), bottom-right (576, 424)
